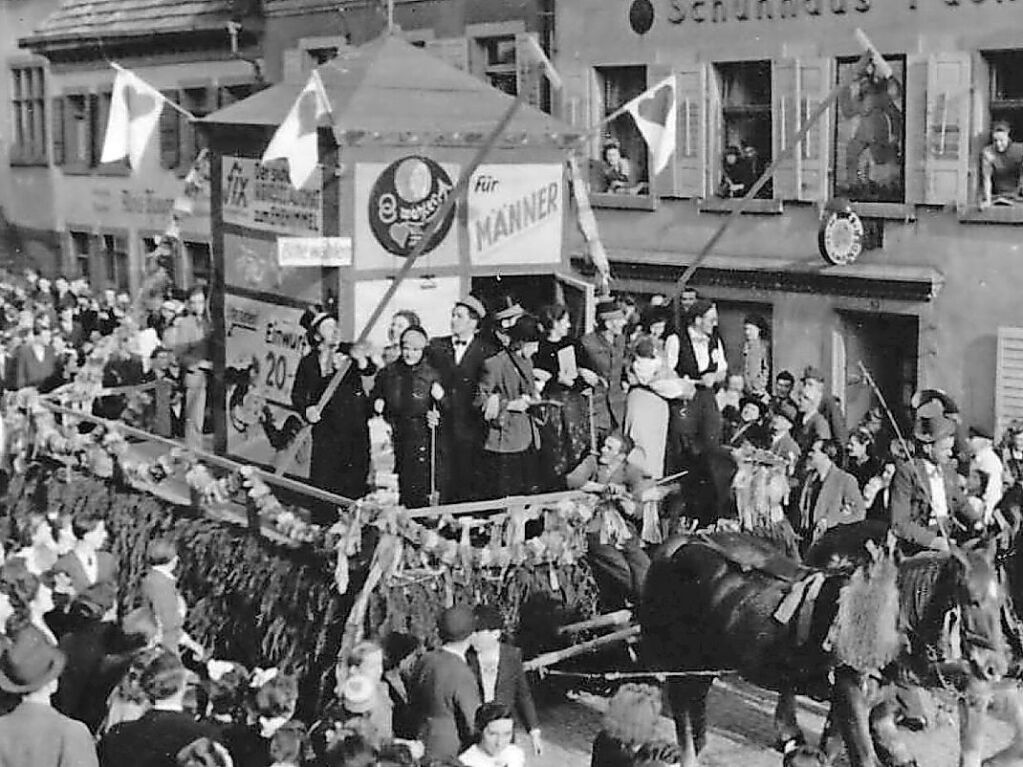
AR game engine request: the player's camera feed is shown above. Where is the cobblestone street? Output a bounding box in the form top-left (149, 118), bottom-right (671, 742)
top-left (535, 680), bottom-right (1020, 767)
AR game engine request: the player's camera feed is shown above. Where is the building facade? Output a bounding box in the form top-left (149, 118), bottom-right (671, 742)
top-left (557, 0), bottom-right (1023, 434)
top-left (1, 0), bottom-right (61, 271)
top-left (14, 0), bottom-right (264, 294)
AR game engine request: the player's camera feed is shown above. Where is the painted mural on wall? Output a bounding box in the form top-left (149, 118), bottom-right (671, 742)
top-left (834, 56), bottom-right (905, 203)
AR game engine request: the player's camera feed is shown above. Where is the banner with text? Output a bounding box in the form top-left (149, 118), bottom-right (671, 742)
top-left (222, 156), bottom-right (323, 237)
top-left (467, 164), bottom-right (563, 266)
top-left (224, 291), bottom-right (311, 479)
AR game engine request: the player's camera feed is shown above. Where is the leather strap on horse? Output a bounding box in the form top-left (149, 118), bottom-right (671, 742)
top-left (773, 571), bottom-right (828, 647)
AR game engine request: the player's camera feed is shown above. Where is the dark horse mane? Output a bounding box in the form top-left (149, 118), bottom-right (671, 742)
top-left (895, 552), bottom-right (961, 662)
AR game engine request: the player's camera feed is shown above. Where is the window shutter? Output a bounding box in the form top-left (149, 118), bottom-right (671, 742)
top-left (797, 58), bottom-right (833, 202)
top-left (93, 93), bottom-right (108, 166)
top-left (645, 64), bottom-right (680, 197)
top-left (424, 38), bottom-right (469, 72)
top-left (924, 52), bottom-right (971, 208)
top-left (159, 89), bottom-right (180, 170)
top-left (996, 327), bottom-right (1023, 439)
top-left (904, 55), bottom-right (928, 204)
top-left (84, 93), bottom-right (97, 166)
top-left (675, 63), bottom-right (705, 198)
top-left (772, 58), bottom-right (799, 200)
top-left (701, 63), bottom-right (719, 198)
top-left (515, 33), bottom-right (544, 112)
top-left (51, 96), bottom-right (65, 166)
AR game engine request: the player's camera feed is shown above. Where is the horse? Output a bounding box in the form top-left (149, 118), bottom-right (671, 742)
top-left (638, 528), bottom-right (1009, 767)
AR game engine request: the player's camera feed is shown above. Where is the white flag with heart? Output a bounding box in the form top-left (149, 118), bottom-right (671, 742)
top-left (262, 69), bottom-right (331, 190)
top-left (623, 76), bottom-right (677, 176)
top-left (101, 65), bottom-right (166, 169)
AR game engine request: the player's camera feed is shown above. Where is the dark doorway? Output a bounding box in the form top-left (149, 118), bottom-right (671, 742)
top-left (838, 311), bottom-right (919, 431)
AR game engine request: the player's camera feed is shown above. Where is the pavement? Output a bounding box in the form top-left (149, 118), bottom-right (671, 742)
top-left (532, 678), bottom-right (1021, 767)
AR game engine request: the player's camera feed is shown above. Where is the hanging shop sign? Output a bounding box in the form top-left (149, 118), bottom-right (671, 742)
top-left (224, 292), bottom-right (312, 479)
top-left (818, 200), bottom-right (864, 265)
top-left (467, 164), bottom-right (563, 267)
top-left (278, 237), bottom-right (353, 267)
top-left (224, 232), bottom-right (323, 303)
top-left (222, 156), bottom-right (323, 237)
top-left (355, 158), bottom-right (460, 270)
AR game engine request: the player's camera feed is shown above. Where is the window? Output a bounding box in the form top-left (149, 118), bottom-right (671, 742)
top-left (833, 55), bottom-right (906, 203)
top-left (184, 241), bottom-right (211, 287)
top-left (64, 93), bottom-right (93, 169)
top-left (102, 233), bottom-right (130, 291)
top-left (178, 86), bottom-right (212, 172)
top-left (478, 36), bottom-right (517, 96)
top-left (69, 231), bottom-right (91, 280)
top-left (218, 82), bottom-right (257, 109)
top-left (10, 64), bottom-right (46, 164)
top-left (307, 47), bottom-right (339, 66)
top-left (142, 235), bottom-right (177, 286)
top-left (594, 65), bottom-right (649, 195)
top-left (714, 61), bottom-right (772, 199)
top-left (988, 50), bottom-right (1023, 140)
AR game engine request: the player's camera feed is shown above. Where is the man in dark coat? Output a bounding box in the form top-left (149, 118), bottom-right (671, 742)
top-left (889, 402), bottom-right (972, 555)
top-left (795, 438), bottom-right (865, 549)
top-left (426, 295), bottom-right (494, 502)
top-left (580, 300), bottom-right (629, 440)
top-left (408, 606), bottom-right (481, 760)
top-left (467, 605), bottom-right (542, 754)
top-left (99, 649), bottom-right (218, 767)
top-left (801, 367), bottom-right (849, 464)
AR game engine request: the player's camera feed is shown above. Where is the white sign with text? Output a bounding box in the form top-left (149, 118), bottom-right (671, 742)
top-left (278, 237), bottom-right (353, 267)
top-left (221, 156), bottom-right (322, 237)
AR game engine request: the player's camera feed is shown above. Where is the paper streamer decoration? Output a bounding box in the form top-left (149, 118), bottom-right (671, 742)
top-left (566, 154), bottom-right (611, 288)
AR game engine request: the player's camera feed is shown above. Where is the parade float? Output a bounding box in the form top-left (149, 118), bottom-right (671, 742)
top-left (1, 35), bottom-right (609, 714)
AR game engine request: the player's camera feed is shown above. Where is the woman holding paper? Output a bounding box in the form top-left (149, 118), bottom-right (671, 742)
top-left (533, 304), bottom-right (600, 490)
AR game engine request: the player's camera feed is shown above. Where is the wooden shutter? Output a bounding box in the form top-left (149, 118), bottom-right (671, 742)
top-left (93, 93), bottom-right (107, 166)
top-left (515, 33), bottom-right (544, 111)
top-left (797, 58), bottom-right (833, 202)
top-left (772, 58), bottom-right (799, 200)
top-left (996, 327), bottom-right (1023, 439)
top-left (676, 63), bottom-right (705, 198)
top-left (646, 63), bottom-right (680, 197)
top-left (925, 52), bottom-right (971, 207)
top-left (51, 96), bottom-right (65, 166)
top-left (83, 93), bottom-right (96, 166)
top-left (425, 38), bottom-right (469, 72)
top-left (159, 89), bottom-right (180, 170)
top-left (702, 63), bottom-right (720, 198)
top-left (904, 54), bottom-right (928, 204)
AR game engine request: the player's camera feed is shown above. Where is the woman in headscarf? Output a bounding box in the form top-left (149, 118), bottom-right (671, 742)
top-left (372, 326), bottom-right (445, 508)
top-left (292, 308), bottom-right (375, 523)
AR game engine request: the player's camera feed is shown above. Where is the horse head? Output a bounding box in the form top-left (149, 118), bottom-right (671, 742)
top-left (948, 539), bottom-right (1008, 682)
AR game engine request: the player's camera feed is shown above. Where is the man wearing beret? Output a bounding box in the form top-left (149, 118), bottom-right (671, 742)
top-left (409, 606), bottom-right (481, 759)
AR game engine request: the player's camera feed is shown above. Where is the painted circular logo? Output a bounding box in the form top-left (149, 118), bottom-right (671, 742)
top-left (818, 206), bottom-right (864, 266)
top-left (369, 156), bottom-right (456, 258)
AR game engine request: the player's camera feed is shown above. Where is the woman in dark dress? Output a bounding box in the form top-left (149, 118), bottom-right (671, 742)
top-left (372, 326), bottom-right (446, 509)
top-left (291, 309), bottom-right (375, 523)
top-left (533, 304), bottom-right (600, 490)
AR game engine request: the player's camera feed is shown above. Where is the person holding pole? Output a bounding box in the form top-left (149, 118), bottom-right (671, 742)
top-left (291, 308), bottom-right (375, 524)
top-left (372, 326), bottom-right (446, 509)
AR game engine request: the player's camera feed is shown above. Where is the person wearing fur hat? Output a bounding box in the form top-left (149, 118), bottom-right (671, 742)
top-left (0, 625), bottom-right (98, 767)
top-left (889, 401), bottom-right (972, 555)
top-left (291, 308), bottom-right (375, 522)
top-left (475, 315), bottom-right (543, 498)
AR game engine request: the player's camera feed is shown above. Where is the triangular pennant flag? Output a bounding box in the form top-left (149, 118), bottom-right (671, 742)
top-left (101, 66), bottom-right (165, 169)
top-left (262, 70), bottom-right (331, 190)
top-left (623, 76), bottom-right (677, 176)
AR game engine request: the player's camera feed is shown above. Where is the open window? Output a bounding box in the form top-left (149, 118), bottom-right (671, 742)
top-left (477, 36), bottom-right (517, 96)
top-left (713, 61), bottom-right (772, 200)
top-left (592, 65), bottom-right (650, 199)
top-left (979, 51), bottom-right (1023, 210)
top-left (833, 55), bottom-right (906, 203)
top-left (69, 231), bottom-right (92, 281)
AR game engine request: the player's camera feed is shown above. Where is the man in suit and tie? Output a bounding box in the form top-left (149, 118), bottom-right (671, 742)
top-left (426, 295), bottom-right (494, 502)
top-left (408, 605), bottom-right (481, 760)
top-left (796, 438), bottom-right (865, 549)
top-left (467, 605), bottom-right (542, 755)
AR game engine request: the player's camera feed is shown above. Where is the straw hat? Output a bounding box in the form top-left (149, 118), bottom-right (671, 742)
top-left (0, 625), bottom-right (66, 694)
